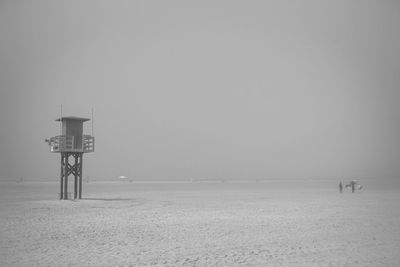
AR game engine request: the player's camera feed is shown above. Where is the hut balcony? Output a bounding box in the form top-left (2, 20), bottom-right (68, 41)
top-left (46, 135), bottom-right (95, 153)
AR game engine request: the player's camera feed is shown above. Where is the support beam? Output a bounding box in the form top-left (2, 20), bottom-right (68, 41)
top-left (59, 152), bottom-right (84, 200)
top-left (74, 154), bottom-right (78, 199)
top-left (79, 155), bottom-right (83, 199)
top-left (63, 153), bottom-right (69, 200)
top-left (60, 154), bottom-right (64, 200)
top-left (64, 175), bottom-right (68, 200)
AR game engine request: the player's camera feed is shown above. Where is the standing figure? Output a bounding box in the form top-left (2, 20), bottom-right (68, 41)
top-left (339, 181), bottom-right (343, 193)
top-left (351, 180), bottom-right (356, 193)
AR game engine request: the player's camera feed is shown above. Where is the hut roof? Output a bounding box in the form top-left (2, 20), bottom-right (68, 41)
top-left (55, 116), bottom-right (90, 122)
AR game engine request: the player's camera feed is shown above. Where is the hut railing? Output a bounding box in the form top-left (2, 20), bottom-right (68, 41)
top-left (83, 135), bottom-right (95, 152)
top-left (46, 135), bottom-right (94, 153)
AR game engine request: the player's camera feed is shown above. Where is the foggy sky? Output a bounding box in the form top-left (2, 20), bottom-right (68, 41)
top-left (1, 0), bottom-right (399, 181)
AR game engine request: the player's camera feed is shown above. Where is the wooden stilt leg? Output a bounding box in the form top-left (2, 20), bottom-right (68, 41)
top-left (74, 154), bottom-right (78, 199)
top-left (79, 154), bottom-right (83, 199)
top-left (60, 154), bottom-right (64, 200)
top-left (64, 154), bottom-right (69, 200)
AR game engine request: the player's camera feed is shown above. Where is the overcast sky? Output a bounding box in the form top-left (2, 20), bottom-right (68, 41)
top-left (1, 0), bottom-right (399, 181)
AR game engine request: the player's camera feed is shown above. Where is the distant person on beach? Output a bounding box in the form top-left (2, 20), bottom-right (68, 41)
top-left (351, 180), bottom-right (356, 193)
top-left (339, 182), bottom-right (343, 193)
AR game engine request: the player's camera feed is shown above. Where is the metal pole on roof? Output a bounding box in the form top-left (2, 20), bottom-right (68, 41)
top-left (60, 104), bottom-right (63, 137)
top-left (91, 107), bottom-right (94, 136)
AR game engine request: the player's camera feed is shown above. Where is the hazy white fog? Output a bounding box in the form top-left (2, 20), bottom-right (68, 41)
top-left (1, 0), bottom-right (399, 181)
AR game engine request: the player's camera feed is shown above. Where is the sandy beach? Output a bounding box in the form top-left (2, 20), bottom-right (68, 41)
top-left (1, 180), bottom-right (399, 266)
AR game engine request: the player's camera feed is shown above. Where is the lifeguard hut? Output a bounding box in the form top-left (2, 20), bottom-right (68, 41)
top-left (46, 116), bottom-right (94, 200)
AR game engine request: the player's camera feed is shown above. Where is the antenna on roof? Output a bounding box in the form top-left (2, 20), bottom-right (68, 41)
top-left (91, 107), bottom-right (94, 136)
top-left (60, 104), bottom-right (63, 136)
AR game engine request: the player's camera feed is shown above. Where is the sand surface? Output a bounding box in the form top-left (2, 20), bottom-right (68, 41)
top-left (1, 180), bottom-right (400, 266)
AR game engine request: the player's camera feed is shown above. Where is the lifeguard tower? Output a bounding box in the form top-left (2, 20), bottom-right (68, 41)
top-left (46, 116), bottom-right (94, 200)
